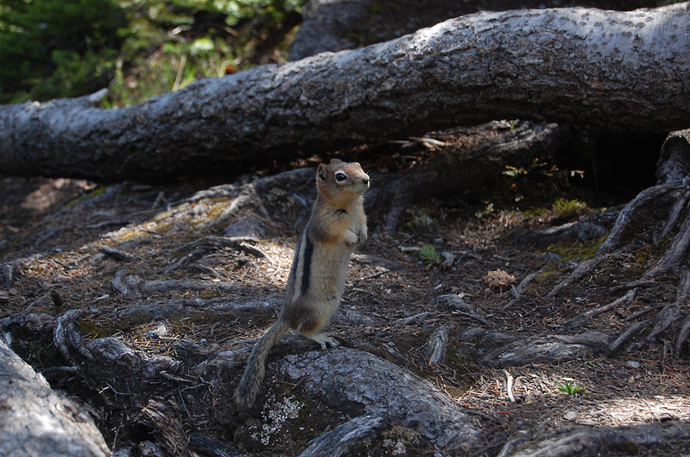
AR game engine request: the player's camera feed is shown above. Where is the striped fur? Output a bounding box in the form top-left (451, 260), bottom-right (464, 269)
top-left (234, 160), bottom-right (369, 409)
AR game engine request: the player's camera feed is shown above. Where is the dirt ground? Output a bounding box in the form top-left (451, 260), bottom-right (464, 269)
top-left (1, 147), bottom-right (690, 456)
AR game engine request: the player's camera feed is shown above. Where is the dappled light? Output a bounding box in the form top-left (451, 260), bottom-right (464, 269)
top-left (3, 0), bottom-right (690, 456)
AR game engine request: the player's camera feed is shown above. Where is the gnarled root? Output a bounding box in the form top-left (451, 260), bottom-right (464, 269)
top-left (548, 129), bottom-right (690, 357)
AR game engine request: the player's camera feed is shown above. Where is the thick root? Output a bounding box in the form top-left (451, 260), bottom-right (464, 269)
top-left (547, 129), bottom-right (690, 359)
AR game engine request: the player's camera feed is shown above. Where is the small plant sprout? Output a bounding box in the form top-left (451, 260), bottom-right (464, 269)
top-left (556, 380), bottom-right (585, 395)
top-left (420, 245), bottom-right (442, 265)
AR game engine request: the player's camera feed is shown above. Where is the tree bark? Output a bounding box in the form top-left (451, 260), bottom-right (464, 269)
top-left (0, 338), bottom-right (111, 457)
top-left (1, 3), bottom-right (690, 182)
top-left (289, 0), bottom-right (663, 61)
top-left (504, 421), bottom-right (690, 457)
top-left (274, 347), bottom-right (482, 450)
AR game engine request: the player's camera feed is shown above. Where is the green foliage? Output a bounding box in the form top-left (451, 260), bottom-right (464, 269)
top-left (170, 0), bottom-right (303, 26)
top-left (552, 198), bottom-right (587, 219)
top-left (419, 245), bottom-right (441, 265)
top-left (0, 0), bottom-right (128, 103)
top-left (556, 380), bottom-right (585, 395)
top-left (524, 198), bottom-right (588, 224)
top-left (500, 159), bottom-right (584, 206)
top-left (1, 0), bottom-right (304, 105)
top-left (472, 156), bottom-right (590, 225)
top-left (474, 202), bottom-right (494, 219)
top-left (503, 158), bottom-right (583, 182)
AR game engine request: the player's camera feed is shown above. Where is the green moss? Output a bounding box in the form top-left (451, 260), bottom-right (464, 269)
top-left (553, 198), bottom-right (587, 220)
top-left (199, 290), bottom-right (218, 299)
top-left (111, 229), bottom-right (145, 243)
top-left (206, 200), bottom-right (229, 221)
top-left (524, 198), bottom-right (588, 224)
top-left (87, 186), bottom-right (110, 197)
top-left (154, 209), bottom-right (175, 222)
top-left (635, 238), bottom-right (669, 265)
top-left (155, 220), bottom-right (175, 233)
top-left (532, 266), bottom-right (569, 289)
top-left (78, 320), bottom-right (114, 338)
top-left (546, 235), bottom-right (607, 263)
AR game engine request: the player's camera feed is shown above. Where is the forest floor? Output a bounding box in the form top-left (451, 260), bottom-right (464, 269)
top-left (1, 151), bottom-right (690, 456)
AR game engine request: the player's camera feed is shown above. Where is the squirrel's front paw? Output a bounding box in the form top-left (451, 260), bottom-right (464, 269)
top-left (344, 229), bottom-right (359, 247)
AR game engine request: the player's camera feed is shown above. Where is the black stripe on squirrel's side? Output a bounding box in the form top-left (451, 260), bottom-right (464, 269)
top-left (300, 235), bottom-right (314, 297)
top-left (233, 160), bottom-right (369, 409)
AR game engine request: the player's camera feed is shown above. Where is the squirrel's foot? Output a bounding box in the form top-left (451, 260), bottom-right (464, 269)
top-left (307, 333), bottom-right (339, 350)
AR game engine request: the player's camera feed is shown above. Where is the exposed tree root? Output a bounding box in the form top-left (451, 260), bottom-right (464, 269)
top-left (298, 414), bottom-right (384, 457)
top-left (677, 314), bottom-right (690, 358)
top-left (607, 319), bottom-right (653, 355)
top-left (2, 308), bottom-right (483, 455)
top-left (547, 129), bottom-right (690, 358)
top-left (0, 338), bottom-right (111, 457)
top-left (563, 289), bottom-right (636, 331)
top-left (544, 254), bottom-right (607, 300)
top-left (273, 348), bottom-right (482, 450)
top-left (478, 332), bottom-right (612, 368)
top-left (503, 420), bottom-right (690, 457)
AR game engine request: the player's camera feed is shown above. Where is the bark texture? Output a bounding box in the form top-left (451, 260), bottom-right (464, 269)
top-left (0, 338), bottom-right (111, 457)
top-left (1, 3), bottom-right (690, 182)
top-left (504, 421), bottom-right (690, 457)
top-left (275, 347), bottom-right (482, 450)
top-left (289, 0), bottom-right (662, 60)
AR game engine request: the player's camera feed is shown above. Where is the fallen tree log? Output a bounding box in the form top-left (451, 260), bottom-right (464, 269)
top-left (1, 3), bottom-right (690, 182)
top-left (288, 0), bottom-right (661, 60)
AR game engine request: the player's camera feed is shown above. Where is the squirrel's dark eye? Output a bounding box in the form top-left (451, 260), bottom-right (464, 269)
top-left (335, 173), bottom-right (347, 182)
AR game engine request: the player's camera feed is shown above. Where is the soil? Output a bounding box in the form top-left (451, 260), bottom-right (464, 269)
top-left (1, 136), bottom-right (689, 457)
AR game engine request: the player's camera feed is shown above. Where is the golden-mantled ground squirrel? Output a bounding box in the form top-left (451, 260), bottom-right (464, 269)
top-left (234, 160), bottom-right (370, 409)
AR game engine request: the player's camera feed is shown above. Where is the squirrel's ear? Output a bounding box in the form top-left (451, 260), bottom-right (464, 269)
top-left (329, 158), bottom-right (342, 164)
top-left (317, 164), bottom-right (328, 181)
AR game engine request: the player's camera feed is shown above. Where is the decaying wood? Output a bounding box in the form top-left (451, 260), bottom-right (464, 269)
top-left (544, 254), bottom-right (607, 300)
top-left (433, 294), bottom-right (487, 325)
top-left (516, 206), bottom-right (620, 248)
top-left (0, 338), bottom-right (111, 457)
top-left (607, 319), bottom-right (653, 355)
top-left (2, 4), bottom-right (690, 181)
top-left (174, 235), bottom-right (273, 263)
top-left (98, 245), bottom-right (138, 262)
top-left (630, 305), bottom-right (681, 351)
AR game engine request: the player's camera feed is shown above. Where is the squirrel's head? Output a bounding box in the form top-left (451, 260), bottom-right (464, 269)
top-left (316, 159), bottom-right (370, 204)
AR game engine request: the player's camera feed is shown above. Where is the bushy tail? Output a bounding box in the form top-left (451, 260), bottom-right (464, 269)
top-left (234, 320), bottom-right (290, 409)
